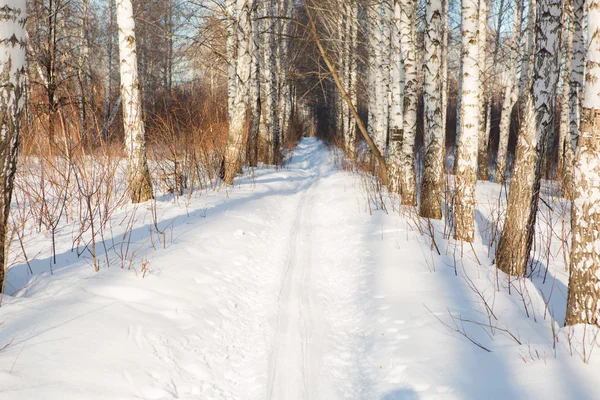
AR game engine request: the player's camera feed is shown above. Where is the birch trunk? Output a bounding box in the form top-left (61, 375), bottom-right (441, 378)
top-left (388, 0), bottom-right (404, 194)
top-left (441, 0), bottom-right (449, 168)
top-left (477, 0), bottom-right (489, 180)
top-left (276, 0), bottom-right (292, 144)
top-left (259, 0), bottom-right (279, 164)
top-left (398, 0), bottom-right (418, 206)
top-left (116, 0), bottom-right (154, 203)
top-left (563, 0), bottom-right (585, 199)
top-left (345, 0), bottom-right (359, 157)
top-left (247, 2), bottom-right (261, 167)
top-left (558, 1), bottom-right (573, 190)
top-left (102, 0), bottom-right (116, 140)
top-left (369, 4), bottom-right (388, 155)
top-left (518, 0), bottom-right (537, 98)
top-left (419, 0), bottom-right (444, 219)
top-left (485, 0), bottom-right (506, 179)
top-left (454, 0), bottom-right (481, 242)
top-left (224, 0), bottom-right (252, 184)
top-left (496, 0), bottom-right (562, 277)
top-left (496, 0), bottom-right (524, 183)
top-left (0, 0), bottom-right (26, 293)
top-left (565, 0), bottom-right (600, 325)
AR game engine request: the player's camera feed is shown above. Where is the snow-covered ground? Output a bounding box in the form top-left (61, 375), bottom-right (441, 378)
top-left (1, 138), bottom-right (598, 399)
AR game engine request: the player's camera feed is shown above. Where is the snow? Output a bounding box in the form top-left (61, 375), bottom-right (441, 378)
top-left (1, 138), bottom-right (599, 399)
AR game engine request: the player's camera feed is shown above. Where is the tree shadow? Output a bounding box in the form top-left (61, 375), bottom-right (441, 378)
top-left (381, 388), bottom-right (419, 400)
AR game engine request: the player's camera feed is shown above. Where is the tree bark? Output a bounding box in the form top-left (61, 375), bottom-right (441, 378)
top-left (563, 0), bottom-right (585, 199)
top-left (419, 0), bottom-right (444, 219)
top-left (388, 0), bottom-right (404, 194)
top-left (565, 0), bottom-right (600, 326)
top-left (477, 0), bottom-right (489, 180)
top-left (398, 0), bottom-right (418, 206)
top-left (454, 0), bottom-right (481, 242)
top-left (116, 0), bottom-right (154, 203)
top-left (224, 0), bottom-right (253, 184)
top-left (0, 0), bottom-right (26, 293)
top-left (496, 0), bottom-right (562, 277)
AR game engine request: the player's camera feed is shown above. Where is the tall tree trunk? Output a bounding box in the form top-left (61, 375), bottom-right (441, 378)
top-left (388, 0), bottom-right (404, 194)
top-left (454, 0), bottom-right (481, 242)
top-left (368, 3), bottom-right (388, 156)
top-left (563, 0), bottom-right (585, 199)
top-left (485, 0), bottom-right (506, 179)
top-left (398, 0), bottom-right (418, 206)
top-left (247, 2), bottom-right (261, 167)
top-left (477, 0), bottom-right (489, 180)
top-left (224, 0), bottom-right (252, 184)
top-left (344, 0), bottom-right (359, 157)
top-left (557, 0), bottom-right (572, 190)
top-left (496, 0), bottom-right (524, 183)
top-left (565, 0), bottom-right (600, 326)
top-left (116, 0), bottom-right (154, 203)
top-left (77, 0), bottom-right (92, 143)
top-left (0, 0), bottom-right (26, 293)
top-left (276, 0), bottom-right (292, 144)
top-left (496, 0), bottom-right (562, 277)
top-left (419, 0), bottom-right (444, 219)
top-left (441, 0), bottom-right (449, 168)
top-left (259, 0), bottom-right (280, 165)
top-left (102, 0), bottom-right (116, 140)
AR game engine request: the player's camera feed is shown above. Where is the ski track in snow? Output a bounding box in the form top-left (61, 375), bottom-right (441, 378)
top-left (1, 138), bottom-right (600, 400)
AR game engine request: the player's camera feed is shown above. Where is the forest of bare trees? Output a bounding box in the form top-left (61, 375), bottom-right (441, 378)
top-left (0, 0), bottom-right (599, 356)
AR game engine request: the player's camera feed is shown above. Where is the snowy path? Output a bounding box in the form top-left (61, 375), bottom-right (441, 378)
top-left (1, 138), bottom-right (600, 400)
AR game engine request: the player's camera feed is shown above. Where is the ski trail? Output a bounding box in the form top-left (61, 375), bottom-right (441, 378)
top-left (268, 150), bottom-right (320, 400)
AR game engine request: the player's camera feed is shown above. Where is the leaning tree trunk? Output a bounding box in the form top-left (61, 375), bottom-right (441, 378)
top-left (116, 0), bottom-right (154, 203)
top-left (419, 0), bottom-right (444, 219)
top-left (565, 1), bottom-right (600, 326)
top-left (454, 0), bottom-right (481, 242)
top-left (398, 0), bottom-right (418, 206)
top-left (496, 0), bottom-right (524, 183)
top-left (0, 0), bottom-right (26, 293)
top-left (477, 0), bottom-right (489, 180)
top-left (388, 0), bottom-right (405, 194)
top-left (563, 0), bottom-right (585, 200)
top-left (496, 0), bottom-right (562, 277)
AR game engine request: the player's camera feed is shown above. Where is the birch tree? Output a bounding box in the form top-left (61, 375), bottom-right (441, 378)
top-left (116, 0), bottom-right (154, 203)
top-left (343, 0), bottom-right (359, 157)
top-left (0, 0), bottom-right (26, 292)
top-left (565, 0), bottom-right (600, 326)
top-left (398, 0), bottom-right (418, 206)
top-left (563, 0), bottom-right (585, 199)
top-left (496, 0), bottom-right (524, 183)
top-left (247, 1), bottom-right (261, 167)
top-left (368, 3), bottom-right (389, 156)
top-left (557, 0), bottom-right (573, 189)
top-left (496, 0), bottom-right (562, 276)
top-left (454, 0), bottom-right (481, 241)
top-left (259, 0), bottom-right (280, 164)
top-left (224, 0), bottom-right (253, 184)
top-left (388, 0), bottom-right (404, 193)
top-left (419, 0), bottom-right (444, 219)
top-left (477, 0), bottom-right (489, 180)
